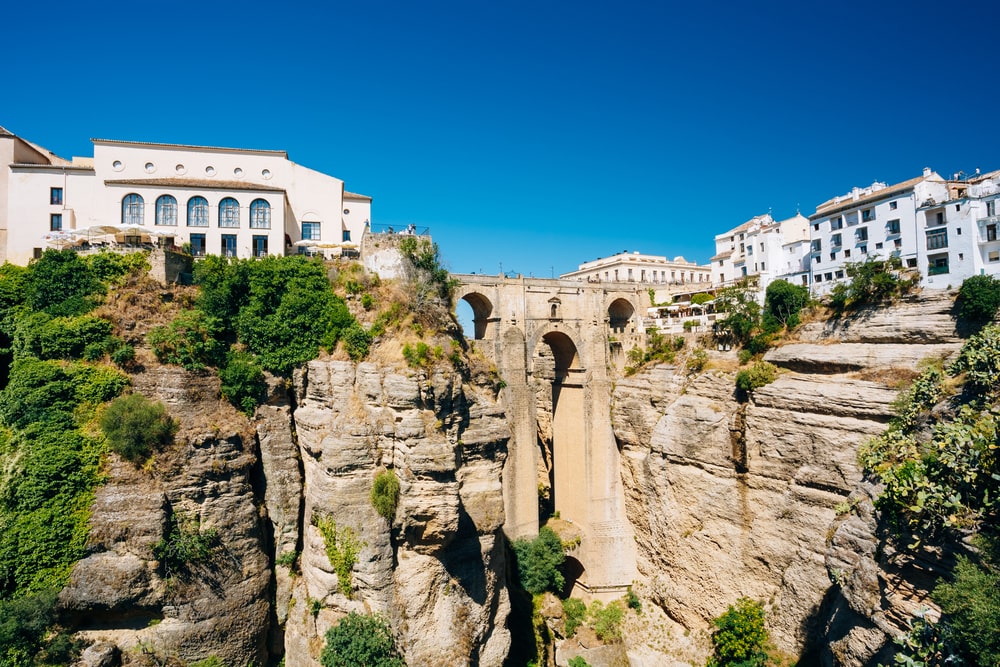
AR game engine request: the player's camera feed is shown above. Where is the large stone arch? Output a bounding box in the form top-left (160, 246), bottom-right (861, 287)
top-left (458, 290), bottom-right (497, 340)
top-left (527, 325), bottom-right (584, 378)
top-left (606, 296), bottom-right (637, 335)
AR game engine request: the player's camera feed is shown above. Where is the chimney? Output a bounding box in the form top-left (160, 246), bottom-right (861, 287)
top-left (923, 167), bottom-right (932, 177)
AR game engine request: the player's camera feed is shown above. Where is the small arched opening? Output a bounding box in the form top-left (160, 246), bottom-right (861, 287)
top-left (458, 292), bottom-right (495, 340)
top-left (548, 297), bottom-right (561, 320)
top-left (608, 298), bottom-right (635, 334)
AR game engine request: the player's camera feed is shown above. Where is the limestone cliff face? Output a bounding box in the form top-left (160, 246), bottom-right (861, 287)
top-left (612, 291), bottom-right (964, 665)
top-left (281, 360), bottom-right (512, 667)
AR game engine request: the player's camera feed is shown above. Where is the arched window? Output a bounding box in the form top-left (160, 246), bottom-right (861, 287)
top-left (122, 193), bottom-right (144, 226)
top-left (249, 199), bottom-right (270, 229)
top-left (219, 197), bottom-right (240, 228)
top-left (155, 195), bottom-right (177, 226)
top-left (187, 196), bottom-right (209, 227)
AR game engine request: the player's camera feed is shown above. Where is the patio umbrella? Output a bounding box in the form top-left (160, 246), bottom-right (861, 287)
top-left (42, 231), bottom-right (79, 248)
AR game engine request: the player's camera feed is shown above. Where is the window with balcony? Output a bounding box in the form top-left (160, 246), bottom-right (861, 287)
top-left (926, 228), bottom-right (948, 250)
top-left (155, 195), bottom-right (177, 226)
top-left (987, 224), bottom-right (998, 242)
top-left (187, 197), bottom-right (209, 227)
top-left (862, 208), bottom-right (875, 222)
top-left (846, 212), bottom-right (859, 225)
top-left (221, 234), bottom-right (238, 257)
top-left (928, 253), bottom-right (949, 275)
top-left (252, 235), bottom-right (268, 258)
top-left (856, 227), bottom-right (869, 243)
top-left (190, 233), bottom-right (206, 257)
top-left (886, 219), bottom-right (900, 234)
top-left (219, 198), bottom-right (240, 228)
top-left (250, 199), bottom-right (271, 229)
top-left (50, 187), bottom-right (63, 205)
top-left (810, 240), bottom-right (821, 253)
top-left (830, 217), bottom-right (843, 230)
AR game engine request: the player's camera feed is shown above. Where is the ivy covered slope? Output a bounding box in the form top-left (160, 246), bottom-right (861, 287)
top-left (0, 250), bottom-right (144, 664)
top-left (831, 307), bottom-right (1000, 667)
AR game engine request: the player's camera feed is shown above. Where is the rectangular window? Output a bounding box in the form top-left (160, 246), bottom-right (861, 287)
top-left (342, 230), bottom-right (351, 242)
top-left (830, 217), bottom-right (843, 230)
top-left (856, 227), bottom-right (869, 243)
top-left (886, 219), bottom-right (900, 234)
top-left (889, 201), bottom-right (898, 210)
top-left (252, 235), bottom-right (268, 258)
top-left (302, 221), bottom-right (321, 241)
top-left (825, 272), bottom-right (833, 281)
top-left (222, 234), bottom-right (238, 257)
top-left (813, 223), bottom-right (820, 231)
top-left (907, 258), bottom-right (918, 268)
top-left (831, 233), bottom-right (842, 247)
top-left (990, 250), bottom-right (1000, 262)
top-left (829, 253), bottom-right (836, 261)
top-left (627, 268), bottom-right (633, 280)
top-left (814, 274), bottom-right (822, 282)
top-left (987, 224), bottom-right (998, 242)
top-left (894, 239), bottom-right (902, 248)
top-left (862, 208), bottom-right (875, 222)
top-left (875, 242), bottom-right (883, 250)
top-left (190, 233), bottom-right (206, 257)
top-left (811, 240), bottom-right (822, 253)
top-left (988, 201), bottom-right (996, 217)
top-left (50, 187), bottom-right (63, 205)
top-left (936, 211), bottom-right (945, 225)
top-left (860, 245), bottom-right (868, 254)
top-left (835, 270), bottom-right (844, 279)
top-left (844, 249), bottom-right (851, 258)
top-left (760, 262), bottom-right (765, 270)
top-left (926, 228), bottom-right (948, 250)
top-left (50, 213), bottom-right (62, 231)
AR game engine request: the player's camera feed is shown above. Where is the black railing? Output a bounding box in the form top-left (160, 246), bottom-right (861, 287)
top-left (367, 223), bottom-right (430, 235)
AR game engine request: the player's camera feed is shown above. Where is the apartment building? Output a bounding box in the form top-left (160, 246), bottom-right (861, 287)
top-left (711, 212), bottom-right (811, 290)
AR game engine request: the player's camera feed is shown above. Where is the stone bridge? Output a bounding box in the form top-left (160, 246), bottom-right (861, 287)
top-left (453, 274), bottom-right (649, 598)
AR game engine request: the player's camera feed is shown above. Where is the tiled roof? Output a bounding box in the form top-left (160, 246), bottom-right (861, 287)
top-left (104, 178), bottom-right (285, 192)
top-left (11, 162), bottom-right (94, 171)
top-left (344, 191), bottom-right (372, 201)
top-left (710, 251), bottom-right (732, 261)
top-left (812, 175), bottom-right (927, 219)
top-left (92, 138), bottom-right (288, 158)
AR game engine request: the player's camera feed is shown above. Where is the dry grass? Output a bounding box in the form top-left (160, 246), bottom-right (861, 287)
top-left (848, 366), bottom-right (921, 388)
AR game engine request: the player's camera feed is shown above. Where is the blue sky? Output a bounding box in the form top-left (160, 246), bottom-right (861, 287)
top-left (4, 0), bottom-right (999, 277)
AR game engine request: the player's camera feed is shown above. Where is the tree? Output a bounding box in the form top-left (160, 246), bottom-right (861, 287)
top-left (957, 274), bottom-right (1000, 323)
top-left (714, 282), bottom-right (761, 346)
top-left (764, 279), bottom-right (809, 328)
top-left (99, 392), bottom-right (175, 463)
top-left (707, 598), bottom-right (769, 667)
top-left (321, 612), bottom-right (404, 667)
top-left (24, 249), bottom-right (102, 317)
top-left (932, 537), bottom-right (1000, 666)
top-left (512, 526), bottom-right (565, 595)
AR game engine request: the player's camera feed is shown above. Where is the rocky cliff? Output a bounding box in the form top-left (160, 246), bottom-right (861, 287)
top-left (611, 291), bottom-right (964, 665)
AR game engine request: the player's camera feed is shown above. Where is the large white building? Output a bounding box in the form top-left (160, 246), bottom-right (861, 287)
top-left (711, 212), bottom-right (811, 290)
top-left (560, 251), bottom-right (711, 286)
top-left (807, 169), bottom-right (948, 294)
top-left (0, 125), bottom-right (371, 265)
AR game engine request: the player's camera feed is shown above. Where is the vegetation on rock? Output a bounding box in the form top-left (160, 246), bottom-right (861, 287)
top-left (763, 279), bottom-right (810, 329)
top-left (707, 597), bottom-right (769, 667)
top-left (153, 510), bottom-right (219, 578)
top-left (99, 392), bottom-right (176, 463)
top-left (512, 526), bottom-right (565, 595)
top-left (313, 514), bottom-right (364, 598)
top-left (735, 361), bottom-right (778, 392)
top-left (321, 612), bottom-right (405, 667)
top-left (956, 274), bottom-right (1000, 324)
top-left (828, 256), bottom-right (917, 313)
top-left (370, 469), bottom-right (401, 520)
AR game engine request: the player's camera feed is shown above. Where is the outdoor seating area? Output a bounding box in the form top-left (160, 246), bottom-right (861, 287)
top-left (645, 299), bottom-right (719, 334)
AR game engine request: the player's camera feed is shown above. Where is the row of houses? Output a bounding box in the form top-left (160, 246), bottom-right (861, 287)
top-left (561, 167), bottom-right (1000, 300)
top-left (0, 126), bottom-right (371, 266)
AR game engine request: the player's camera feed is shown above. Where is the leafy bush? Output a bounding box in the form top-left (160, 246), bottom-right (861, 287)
top-left (370, 469), bottom-right (400, 520)
top-left (949, 323), bottom-right (1000, 396)
top-left (829, 256), bottom-right (916, 313)
top-left (321, 612), bottom-right (404, 667)
top-left (625, 587), bottom-right (642, 612)
top-left (99, 393), bottom-right (175, 463)
top-left (707, 598), bottom-right (769, 667)
top-left (735, 361), bottom-right (778, 392)
top-left (341, 323), bottom-right (372, 361)
top-left (764, 279), bottom-right (809, 328)
top-left (402, 342), bottom-right (432, 368)
top-left (691, 293), bottom-right (714, 305)
top-left (932, 536), bottom-right (1000, 666)
top-left (714, 282), bottom-right (761, 346)
top-left (957, 274), bottom-right (1000, 323)
top-left (512, 526), bottom-right (565, 595)
top-left (361, 293), bottom-right (375, 310)
top-left (148, 309), bottom-right (226, 371)
top-left (13, 313), bottom-right (114, 361)
top-left (219, 352), bottom-right (267, 417)
top-left (153, 510), bottom-right (219, 578)
top-left (562, 597), bottom-right (586, 636)
top-left (24, 249), bottom-right (102, 317)
top-left (85, 249), bottom-right (150, 284)
top-left (398, 236), bottom-right (456, 305)
top-left (0, 590), bottom-right (66, 666)
top-left (687, 348), bottom-right (709, 374)
top-left (588, 600), bottom-right (624, 642)
top-left (313, 515), bottom-right (364, 597)
top-left (568, 657), bottom-right (591, 667)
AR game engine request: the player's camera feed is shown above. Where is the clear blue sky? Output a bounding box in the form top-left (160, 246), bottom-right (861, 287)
top-left (4, 0), bottom-right (998, 277)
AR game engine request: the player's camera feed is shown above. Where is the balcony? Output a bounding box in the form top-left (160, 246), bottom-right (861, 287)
top-left (928, 264), bottom-right (950, 276)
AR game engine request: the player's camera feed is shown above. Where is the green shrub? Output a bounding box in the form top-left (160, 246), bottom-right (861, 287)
top-left (764, 279), bottom-right (809, 328)
top-left (625, 587), bottom-right (642, 613)
top-left (13, 313), bottom-right (115, 362)
top-left (99, 393), bottom-right (175, 463)
top-left (85, 249), bottom-right (150, 283)
top-left (398, 236), bottom-right (456, 305)
top-left (735, 361), bottom-right (777, 392)
top-left (189, 657), bottom-right (226, 667)
top-left (687, 348), bottom-right (709, 374)
top-left (957, 274), bottom-right (1000, 323)
top-left (512, 526), bottom-right (565, 595)
top-left (361, 293), bottom-right (375, 310)
top-left (707, 598), bottom-right (769, 667)
top-left (588, 600), bottom-right (624, 642)
top-left (313, 515), bottom-right (364, 597)
top-left (829, 256), bottom-right (916, 313)
top-left (0, 359), bottom-right (80, 429)
top-left (276, 550), bottom-right (299, 569)
top-left (932, 536), bottom-right (1000, 666)
top-left (148, 309), bottom-right (226, 371)
top-left (370, 469), bottom-right (401, 520)
top-left (24, 249), bottom-right (102, 317)
top-left (0, 590), bottom-right (64, 666)
top-left (321, 612), bottom-right (404, 667)
top-left (949, 323), bottom-right (1000, 395)
top-left (153, 510), bottom-right (219, 578)
top-left (714, 282), bottom-right (761, 346)
top-left (219, 351), bottom-right (267, 417)
top-left (402, 342), bottom-right (433, 368)
top-left (568, 657), bottom-right (591, 667)
top-left (691, 293), bottom-right (713, 305)
top-left (341, 323), bottom-right (372, 361)
top-left (70, 364), bottom-right (130, 404)
top-left (562, 597), bottom-right (586, 636)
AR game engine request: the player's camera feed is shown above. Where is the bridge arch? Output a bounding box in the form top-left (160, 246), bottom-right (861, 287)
top-left (607, 297), bottom-right (637, 335)
top-left (458, 290), bottom-right (496, 340)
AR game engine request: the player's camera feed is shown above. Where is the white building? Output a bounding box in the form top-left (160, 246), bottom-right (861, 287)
top-left (711, 212), bottom-right (811, 290)
top-left (0, 125), bottom-right (371, 265)
top-left (560, 250), bottom-right (711, 286)
top-left (807, 168), bottom-right (947, 294)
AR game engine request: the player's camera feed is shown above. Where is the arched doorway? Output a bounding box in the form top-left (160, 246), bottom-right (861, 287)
top-left (458, 292), bottom-right (495, 340)
top-left (607, 298), bottom-right (635, 335)
top-left (533, 331), bottom-right (586, 525)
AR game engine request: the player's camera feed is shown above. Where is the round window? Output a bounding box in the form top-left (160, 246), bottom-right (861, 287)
top-left (205, 166), bottom-right (216, 176)
top-left (234, 167), bottom-right (244, 178)
top-left (261, 169), bottom-right (272, 180)
top-left (112, 160), bottom-right (123, 171)
top-left (175, 164), bottom-right (186, 175)
top-left (144, 162), bottom-right (155, 173)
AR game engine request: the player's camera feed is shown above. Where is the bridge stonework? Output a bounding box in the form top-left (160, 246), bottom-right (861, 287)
top-left (454, 274), bottom-right (647, 599)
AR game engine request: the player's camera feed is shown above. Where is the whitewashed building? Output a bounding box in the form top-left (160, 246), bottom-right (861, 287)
top-left (807, 168), bottom-right (947, 294)
top-left (711, 212), bottom-right (811, 290)
top-left (560, 251), bottom-right (711, 286)
top-left (0, 125), bottom-right (371, 265)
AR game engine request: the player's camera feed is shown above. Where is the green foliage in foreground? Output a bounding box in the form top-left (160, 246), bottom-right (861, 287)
top-left (99, 393), bottom-right (176, 463)
top-left (148, 309), bottom-right (227, 371)
top-left (219, 352), bottom-right (267, 417)
top-left (0, 589), bottom-right (79, 666)
top-left (321, 612), bottom-right (404, 667)
top-left (370, 469), bottom-right (400, 520)
top-left (828, 256), bottom-right (917, 313)
top-left (568, 656), bottom-right (591, 667)
top-left (957, 274), bottom-right (1000, 323)
top-left (707, 598), bottom-right (769, 667)
top-left (736, 361), bottom-right (778, 392)
top-left (588, 600), bottom-right (624, 642)
top-left (764, 279), bottom-right (809, 328)
top-left (512, 526), bottom-right (565, 595)
top-left (562, 597), bottom-right (586, 637)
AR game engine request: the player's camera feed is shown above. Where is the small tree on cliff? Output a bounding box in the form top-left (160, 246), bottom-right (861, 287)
top-left (707, 597), bottom-right (769, 667)
top-left (321, 612), bottom-right (404, 667)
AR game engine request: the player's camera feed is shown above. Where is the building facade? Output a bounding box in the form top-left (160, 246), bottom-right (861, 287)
top-left (1, 126), bottom-right (370, 265)
top-left (560, 250), bottom-right (711, 286)
top-left (711, 213), bottom-right (811, 290)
